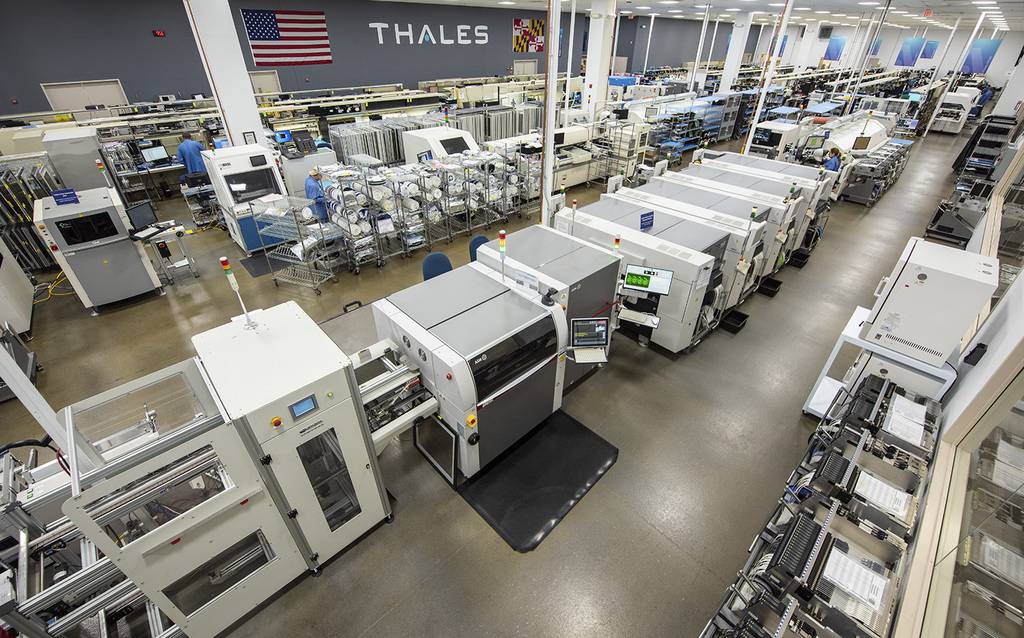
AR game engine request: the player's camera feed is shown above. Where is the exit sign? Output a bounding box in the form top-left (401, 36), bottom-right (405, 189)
top-left (922, 9), bottom-right (933, 17)
top-left (152, 29), bottom-right (166, 37)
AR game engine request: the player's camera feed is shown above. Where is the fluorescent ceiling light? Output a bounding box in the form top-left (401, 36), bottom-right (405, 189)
top-left (768, 2), bottom-right (784, 5)
top-left (972, 1), bottom-right (998, 4)
top-left (815, 10), bottom-right (829, 14)
top-left (620, 10), bottom-right (633, 14)
top-left (856, 1), bottom-right (879, 5)
top-left (657, 0), bottom-right (679, 4)
top-left (668, 9), bottom-right (682, 13)
top-left (635, 5), bottom-right (651, 9)
top-left (795, 7), bottom-right (811, 11)
top-left (889, 10), bottom-right (906, 14)
top-left (726, 8), bottom-right (741, 12)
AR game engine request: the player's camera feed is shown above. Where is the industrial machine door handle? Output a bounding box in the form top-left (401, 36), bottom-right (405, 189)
top-left (872, 276), bottom-right (889, 298)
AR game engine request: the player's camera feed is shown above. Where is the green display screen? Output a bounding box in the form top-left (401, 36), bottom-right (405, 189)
top-left (625, 272), bottom-right (651, 289)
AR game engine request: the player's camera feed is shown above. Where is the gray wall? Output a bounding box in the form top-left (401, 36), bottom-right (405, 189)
top-left (1, 1), bottom-right (754, 116)
top-left (0, 0), bottom-right (209, 115)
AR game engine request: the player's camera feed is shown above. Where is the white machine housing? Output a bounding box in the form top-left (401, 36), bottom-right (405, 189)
top-left (932, 91), bottom-right (977, 134)
top-left (32, 187), bottom-right (161, 312)
top-left (860, 237), bottom-right (999, 367)
top-left (694, 148), bottom-right (838, 210)
top-left (750, 120), bottom-right (812, 160)
top-left (401, 126), bottom-right (479, 162)
top-left (554, 205), bottom-right (716, 353)
top-left (0, 240), bottom-right (33, 334)
top-left (654, 166), bottom-right (809, 271)
top-left (601, 189), bottom-right (765, 310)
top-left (202, 144), bottom-right (288, 255)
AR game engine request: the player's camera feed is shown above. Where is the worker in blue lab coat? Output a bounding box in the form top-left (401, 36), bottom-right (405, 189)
top-left (823, 148), bottom-right (842, 172)
top-left (305, 167), bottom-right (328, 222)
top-left (175, 133), bottom-right (206, 177)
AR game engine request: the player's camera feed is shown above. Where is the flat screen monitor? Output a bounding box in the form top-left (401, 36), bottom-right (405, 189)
top-left (623, 264), bottom-right (673, 296)
top-left (417, 150), bottom-right (433, 162)
top-left (571, 317), bottom-right (610, 348)
top-left (141, 145), bottom-right (169, 163)
top-left (439, 136), bottom-right (470, 155)
top-left (554, 132), bottom-right (566, 145)
top-left (224, 168), bottom-right (280, 203)
top-left (127, 200), bottom-right (158, 229)
top-left (804, 135), bottom-right (825, 150)
top-left (645, 106), bottom-right (660, 119)
top-left (907, 92), bottom-right (923, 103)
top-left (274, 130), bottom-right (292, 143)
top-left (852, 136), bottom-right (871, 151)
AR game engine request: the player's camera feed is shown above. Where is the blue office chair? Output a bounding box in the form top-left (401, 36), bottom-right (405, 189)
top-left (422, 252), bottom-right (453, 281)
top-left (469, 234), bottom-right (489, 262)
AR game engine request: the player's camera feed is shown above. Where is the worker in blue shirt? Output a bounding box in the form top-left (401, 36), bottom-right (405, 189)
top-left (305, 167), bottom-right (328, 222)
top-left (175, 132), bottom-right (207, 177)
top-left (823, 148), bottom-right (842, 172)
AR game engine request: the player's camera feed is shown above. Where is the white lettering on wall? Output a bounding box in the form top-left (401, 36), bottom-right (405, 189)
top-left (369, 22), bottom-right (388, 45)
top-left (368, 23), bottom-right (489, 45)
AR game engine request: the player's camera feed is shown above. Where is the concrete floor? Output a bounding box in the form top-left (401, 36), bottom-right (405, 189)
top-left (0, 131), bottom-right (966, 637)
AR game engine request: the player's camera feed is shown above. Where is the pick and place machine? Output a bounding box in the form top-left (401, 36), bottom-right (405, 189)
top-left (603, 178), bottom-right (772, 308)
top-left (33, 187), bottom-right (162, 315)
top-left (657, 162), bottom-right (817, 268)
top-left (202, 144), bottom-right (289, 254)
top-left (372, 263), bottom-right (569, 483)
top-left (474, 225), bottom-right (621, 388)
top-left (693, 148), bottom-right (838, 212)
top-left (554, 200), bottom-right (719, 353)
top-left (0, 299), bottom-right (445, 637)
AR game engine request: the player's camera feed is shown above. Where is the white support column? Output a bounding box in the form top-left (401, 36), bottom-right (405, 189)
top-left (642, 15), bottom-right (657, 75)
top-left (541, 0), bottom-right (564, 226)
top-left (563, 0), bottom-right (578, 126)
top-left (794, 20), bottom-right (818, 70)
top-left (705, 20), bottom-right (720, 71)
top-left (742, 0), bottom-right (795, 154)
top-left (721, 13), bottom-right (754, 91)
top-left (752, 23), bottom-right (766, 63)
top-left (183, 0), bottom-right (266, 147)
top-left (690, 6), bottom-right (712, 92)
top-left (845, 0), bottom-right (892, 116)
top-left (583, 0), bottom-right (616, 119)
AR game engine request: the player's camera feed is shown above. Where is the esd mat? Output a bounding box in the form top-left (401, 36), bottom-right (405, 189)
top-left (457, 410), bottom-right (618, 552)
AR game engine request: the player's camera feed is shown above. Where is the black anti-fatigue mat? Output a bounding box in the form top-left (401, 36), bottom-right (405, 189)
top-left (239, 254), bottom-right (290, 278)
top-left (458, 410), bottom-right (618, 552)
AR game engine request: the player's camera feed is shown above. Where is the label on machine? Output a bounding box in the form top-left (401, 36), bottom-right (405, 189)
top-left (52, 188), bottom-right (79, 205)
top-left (639, 211), bottom-right (654, 232)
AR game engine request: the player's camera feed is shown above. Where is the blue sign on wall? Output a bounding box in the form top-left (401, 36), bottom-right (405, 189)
top-left (962, 39), bottom-right (1002, 74)
top-left (870, 38), bottom-right (882, 56)
top-left (823, 36), bottom-right (846, 62)
top-left (895, 37), bottom-right (926, 66)
top-left (52, 188), bottom-right (79, 205)
top-left (921, 40), bottom-right (939, 59)
top-left (640, 211), bottom-right (654, 231)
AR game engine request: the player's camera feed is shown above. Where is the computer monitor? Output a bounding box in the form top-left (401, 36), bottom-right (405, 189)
top-left (440, 136), bottom-right (470, 155)
top-left (804, 135), bottom-right (825, 150)
top-left (852, 136), bottom-right (871, 151)
top-left (141, 145), bottom-right (169, 163)
top-left (126, 200), bottom-right (158, 230)
top-left (417, 150), bottom-right (433, 162)
top-left (274, 130), bottom-right (293, 144)
top-left (571, 317), bottom-right (610, 349)
top-left (623, 264), bottom-right (673, 296)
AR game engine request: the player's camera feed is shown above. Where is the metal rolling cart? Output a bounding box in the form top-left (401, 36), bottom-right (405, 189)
top-left (323, 168), bottom-right (381, 274)
top-left (251, 195), bottom-right (340, 294)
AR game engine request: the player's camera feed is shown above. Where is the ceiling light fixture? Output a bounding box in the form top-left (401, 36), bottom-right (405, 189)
top-left (815, 10), bottom-right (829, 14)
top-left (657, 0), bottom-right (679, 4)
top-left (726, 8), bottom-right (741, 12)
top-left (856, 1), bottom-right (879, 5)
top-left (668, 9), bottom-right (682, 12)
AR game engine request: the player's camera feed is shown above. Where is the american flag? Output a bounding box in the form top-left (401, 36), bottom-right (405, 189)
top-left (241, 9), bottom-right (332, 66)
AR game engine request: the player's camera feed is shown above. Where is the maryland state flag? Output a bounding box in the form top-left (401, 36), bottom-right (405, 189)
top-left (513, 18), bottom-right (545, 53)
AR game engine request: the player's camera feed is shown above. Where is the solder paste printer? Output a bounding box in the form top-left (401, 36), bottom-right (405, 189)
top-left (33, 187), bottom-right (162, 315)
top-left (694, 148), bottom-right (837, 218)
top-left (554, 201), bottom-right (717, 353)
top-left (202, 144), bottom-right (289, 255)
top-left (605, 179), bottom-right (773, 304)
top-left (372, 263), bottom-right (568, 483)
top-left (475, 225), bottom-right (621, 388)
top-left (648, 165), bottom-right (807, 274)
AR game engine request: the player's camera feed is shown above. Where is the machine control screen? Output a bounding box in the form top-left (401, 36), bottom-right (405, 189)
top-left (55, 212), bottom-right (120, 246)
top-left (804, 135), bottom-right (825, 150)
top-left (288, 395), bottom-right (319, 420)
top-left (571, 318), bottom-right (609, 348)
top-left (623, 264), bottom-right (673, 296)
top-left (225, 168), bottom-right (280, 203)
top-left (853, 136), bottom-right (871, 151)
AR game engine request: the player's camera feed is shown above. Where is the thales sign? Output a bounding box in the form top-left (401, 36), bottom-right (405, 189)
top-left (369, 23), bottom-right (489, 45)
